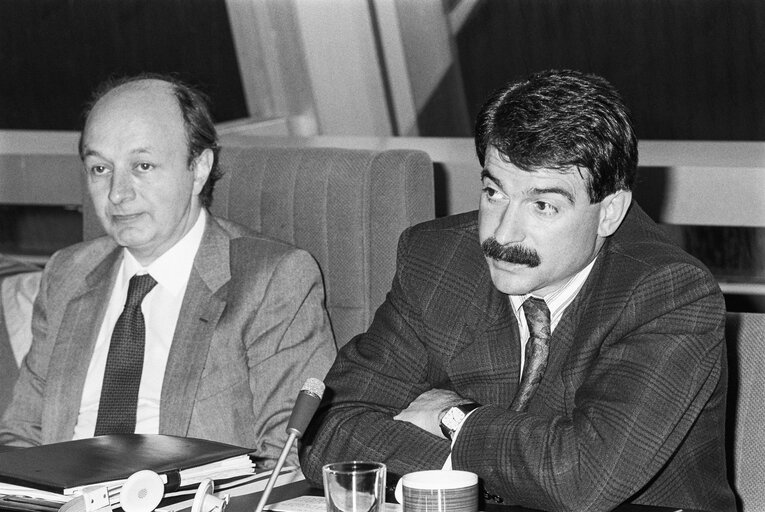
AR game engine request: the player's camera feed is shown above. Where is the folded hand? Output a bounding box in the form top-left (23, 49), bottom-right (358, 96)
top-left (393, 388), bottom-right (467, 438)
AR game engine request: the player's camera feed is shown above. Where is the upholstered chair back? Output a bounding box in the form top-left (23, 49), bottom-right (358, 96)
top-left (725, 311), bottom-right (765, 511)
top-left (83, 145), bottom-right (435, 348)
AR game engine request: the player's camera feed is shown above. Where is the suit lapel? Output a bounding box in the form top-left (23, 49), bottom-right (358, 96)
top-left (531, 242), bottom-right (623, 412)
top-left (43, 249), bottom-right (121, 443)
top-left (447, 245), bottom-right (522, 408)
top-left (159, 216), bottom-right (230, 435)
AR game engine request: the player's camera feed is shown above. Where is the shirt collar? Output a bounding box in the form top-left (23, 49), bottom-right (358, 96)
top-left (508, 256), bottom-right (597, 329)
top-left (120, 209), bottom-right (207, 297)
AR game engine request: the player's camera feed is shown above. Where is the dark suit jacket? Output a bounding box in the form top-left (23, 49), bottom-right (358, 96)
top-left (300, 203), bottom-right (735, 512)
top-left (0, 214), bottom-right (337, 467)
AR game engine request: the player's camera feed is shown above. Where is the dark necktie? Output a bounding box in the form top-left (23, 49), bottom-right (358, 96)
top-left (94, 273), bottom-right (157, 435)
top-left (510, 297), bottom-right (551, 412)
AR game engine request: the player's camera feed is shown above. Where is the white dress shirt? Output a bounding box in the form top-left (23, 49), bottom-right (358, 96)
top-left (73, 209), bottom-right (207, 439)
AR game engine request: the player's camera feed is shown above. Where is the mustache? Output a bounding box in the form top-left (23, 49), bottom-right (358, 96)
top-left (481, 237), bottom-right (541, 267)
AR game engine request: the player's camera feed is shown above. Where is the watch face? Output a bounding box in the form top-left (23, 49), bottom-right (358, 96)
top-left (443, 407), bottom-right (464, 430)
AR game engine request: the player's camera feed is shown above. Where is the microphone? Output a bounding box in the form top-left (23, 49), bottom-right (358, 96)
top-left (286, 377), bottom-right (325, 436)
top-left (254, 378), bottom-right (325, 512)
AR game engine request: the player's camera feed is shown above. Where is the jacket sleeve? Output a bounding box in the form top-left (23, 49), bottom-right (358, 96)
top-left (299, 227), bottom-right (452, 485)
top-left (242, 248), bottom-right (337, 468)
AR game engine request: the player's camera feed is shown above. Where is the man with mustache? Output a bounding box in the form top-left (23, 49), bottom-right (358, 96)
top-left (300, 69), bottom-right (734, 511)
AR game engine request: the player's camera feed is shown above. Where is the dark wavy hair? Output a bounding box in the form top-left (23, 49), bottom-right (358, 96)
top-left (78, 72), bottom-right (222, 208)
top-left (474, 69), bottom-right (637, 203)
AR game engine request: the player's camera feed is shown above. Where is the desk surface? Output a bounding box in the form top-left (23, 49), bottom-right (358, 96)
top-left (228, 480), bottom-right (702, 512)
top-left (0, 480), bottom-right (702, 512)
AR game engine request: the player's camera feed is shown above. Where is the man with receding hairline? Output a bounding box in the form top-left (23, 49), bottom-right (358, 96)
top-left (0, 74), bottom-right (336, 468)
top-left (301, 70), bottom-right (734, 511)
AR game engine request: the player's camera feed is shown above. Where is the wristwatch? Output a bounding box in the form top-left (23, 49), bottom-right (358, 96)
top-left (439, 402), bottom-right (480, 440)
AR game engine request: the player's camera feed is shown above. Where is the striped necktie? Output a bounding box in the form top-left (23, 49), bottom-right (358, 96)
top-left (510, 297), bottom-right (551, 411)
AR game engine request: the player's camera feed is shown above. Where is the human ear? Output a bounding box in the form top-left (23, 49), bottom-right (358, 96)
top-left (191, 148), bottom-right (214, 195)
top-left (597, 189), bottom-right (632, 237)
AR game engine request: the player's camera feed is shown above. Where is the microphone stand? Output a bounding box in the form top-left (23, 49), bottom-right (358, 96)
top-left (253, 432), bottom-right (298, 512)
top-left (253, 378), bottom-right (323, 512)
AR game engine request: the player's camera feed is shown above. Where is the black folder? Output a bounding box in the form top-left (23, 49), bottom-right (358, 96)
top-left (0, 434), bottom-right (253, 494)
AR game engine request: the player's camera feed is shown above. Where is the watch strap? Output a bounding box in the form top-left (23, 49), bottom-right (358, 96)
top-left (440, 402), bottom-right (480, 440)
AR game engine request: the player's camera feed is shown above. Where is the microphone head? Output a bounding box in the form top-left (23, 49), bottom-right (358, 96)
top-left (302, 377), bottom-right (325, 399)
top-left (286, 378), bottom-right (325, 437)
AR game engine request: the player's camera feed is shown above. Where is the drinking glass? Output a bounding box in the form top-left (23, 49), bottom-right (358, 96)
top-left (322, 461), bottom-right (386, 512)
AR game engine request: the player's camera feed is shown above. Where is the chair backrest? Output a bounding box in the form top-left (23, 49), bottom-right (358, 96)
top-left (83, 145), bottom-right (435, 348)
top-left (725, 311), bottom-right (765, 511)
top-left (0, 310), bottom-right (20, 416)
top-left (0, 266), bottom-right (42, 417)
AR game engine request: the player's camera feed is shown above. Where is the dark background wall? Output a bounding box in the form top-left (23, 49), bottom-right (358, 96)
top-left (2, 0), bottom-right (764, 141)
top-left (456, 0), bottom-right (765, 141)
top-left (0, 0), bottom-right (246, 131)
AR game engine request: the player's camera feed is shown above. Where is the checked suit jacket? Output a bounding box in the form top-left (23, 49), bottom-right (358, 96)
top-left (0, 214), bottom-right (336, 467)
top-left (300, 203), bottom-right (735, 512)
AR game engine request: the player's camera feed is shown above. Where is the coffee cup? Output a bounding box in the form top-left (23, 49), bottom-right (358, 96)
top-left (399, 470), bottom-right (478, 512)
